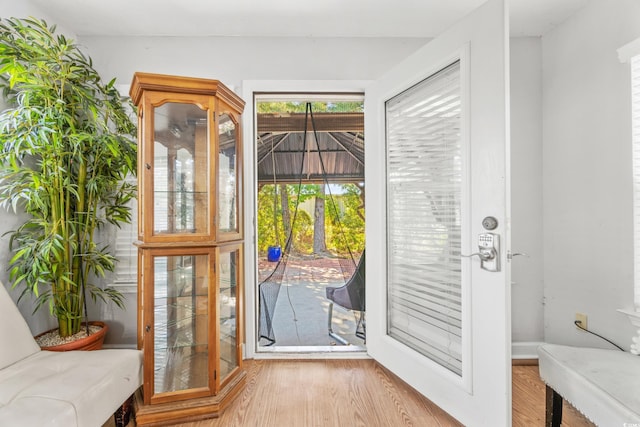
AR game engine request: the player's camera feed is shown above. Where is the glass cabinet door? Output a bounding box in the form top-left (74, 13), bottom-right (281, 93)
top-left (217, 111), bottom-right (241, 240)
top-left (217, 244), bottom-right (241, 386)
top-left (146, 249), bottom-right (214, 403)
top-left (151, 101), bottom-right (210, 239)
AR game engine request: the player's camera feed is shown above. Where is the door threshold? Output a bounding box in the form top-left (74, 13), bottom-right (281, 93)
top-left (254, 344), bottom-right (368, 359)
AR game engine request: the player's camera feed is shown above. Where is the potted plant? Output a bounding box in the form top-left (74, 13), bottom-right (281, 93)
top-left (0, 17), bottom-right (137, 346)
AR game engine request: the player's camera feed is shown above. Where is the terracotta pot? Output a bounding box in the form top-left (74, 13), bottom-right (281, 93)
top-left (35, 321), bottom-right (108, 351)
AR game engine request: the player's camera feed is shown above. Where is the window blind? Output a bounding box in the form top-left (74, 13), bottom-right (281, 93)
top-left (632, 55), bottom-right (640, 310)
top-left (114, 175), bottom-right (138, 284)
top-left (386, 61), bottom-right (463, 376)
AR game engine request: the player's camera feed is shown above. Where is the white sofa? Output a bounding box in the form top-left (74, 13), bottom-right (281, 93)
top-left (0, 283), bottom-right (142, 427)
top-left (538, 343), bottom-right (640, 427)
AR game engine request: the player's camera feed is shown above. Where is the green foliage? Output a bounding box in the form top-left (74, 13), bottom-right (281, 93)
top-left (0, 17), bottom-right (137, 337)
top-left (257, 184), bottom-right (314, 255)
top-left (257, 185), bottom-right (279, 251)
top-left (256, 101), bottom-right (363, 114)
top-left (257, 183), bottom-right (364, 256)
top-left (325, 185), bottom-right (365, 255)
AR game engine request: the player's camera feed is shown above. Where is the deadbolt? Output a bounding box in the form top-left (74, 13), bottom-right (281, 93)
top-left (482, 216), bottom-right (498, 231)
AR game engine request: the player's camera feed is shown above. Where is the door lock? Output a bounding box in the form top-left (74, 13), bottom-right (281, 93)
top-left (462, 233), bottom-right (500, 272)
top-left (482, 216), bottom-right (499, 231)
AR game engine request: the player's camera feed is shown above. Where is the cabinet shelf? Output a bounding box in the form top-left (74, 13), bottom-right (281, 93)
top-left (154, 342), bottom-right (208, 352)
top-left (154, 290), bottom-right (208, 300)
top-left (153, 190), bottom-right (207, 195)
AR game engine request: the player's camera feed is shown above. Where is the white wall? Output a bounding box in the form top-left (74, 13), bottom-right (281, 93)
top-left (3, 2), bottom-right (76, 39)
top-left (542, 0), bottom-right (640, 349)
top-left (3, 2), bottom-right (50, 19)
top-left (0, 22), bottom-right (546, 346)
top-left (510, 37), bottom-right (544, 346)
top-left (0, 182), bottom-right (54, 336)
top-left (78, 36), bottom-right (429, 89)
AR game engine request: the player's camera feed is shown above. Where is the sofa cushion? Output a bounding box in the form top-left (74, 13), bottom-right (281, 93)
top-left (0, 349), bottom-right (143, 427)
top-left (0, 283), bottom-right (40, 370)
top-left (0, 396), bottom-right (78, 427)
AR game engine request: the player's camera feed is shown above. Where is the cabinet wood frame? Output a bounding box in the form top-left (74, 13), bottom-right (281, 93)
top-left (131, 72), bottom-right (246, 425)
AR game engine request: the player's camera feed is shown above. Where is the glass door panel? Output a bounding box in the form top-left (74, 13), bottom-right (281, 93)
top-left (385, 61), bottom-right (463, 376)
top-left (153, 102), bottom-right (209, 236)
top-left (153, 253), bottom-right (209, 395)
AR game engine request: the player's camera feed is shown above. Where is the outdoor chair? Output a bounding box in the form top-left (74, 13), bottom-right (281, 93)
top-left (325, 251), bottom-right (366, 345)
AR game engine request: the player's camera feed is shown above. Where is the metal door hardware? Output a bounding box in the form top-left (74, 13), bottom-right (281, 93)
top-left (507, 251), bottom-right (529, 260)
top-left (482, 216), bottom-right (499, 231)
top-left (462, 233), bottom-right (500, 272)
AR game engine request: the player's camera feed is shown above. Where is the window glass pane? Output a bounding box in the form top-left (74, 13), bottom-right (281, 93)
top-left (386, 61), bottom-right (463, 376)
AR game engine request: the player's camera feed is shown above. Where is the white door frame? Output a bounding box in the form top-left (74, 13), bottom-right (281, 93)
top-left (241, 80), bottom-right (370, 359)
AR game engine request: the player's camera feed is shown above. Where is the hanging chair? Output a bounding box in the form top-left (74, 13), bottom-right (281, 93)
top-left (258, 102), bottom-right (365, 346)
top-left (326, 249), bottom-right (365, 345)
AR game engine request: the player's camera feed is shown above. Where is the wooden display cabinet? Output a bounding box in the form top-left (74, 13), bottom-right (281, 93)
top-left (129, 73), bottom-right (245, 426)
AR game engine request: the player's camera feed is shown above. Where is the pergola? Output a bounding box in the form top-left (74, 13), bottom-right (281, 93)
top-left (256, 112), bottom-right (364, 185)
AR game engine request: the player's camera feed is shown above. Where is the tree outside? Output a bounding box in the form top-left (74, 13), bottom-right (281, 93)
top-left (257, 183), bottom-right (364, 257)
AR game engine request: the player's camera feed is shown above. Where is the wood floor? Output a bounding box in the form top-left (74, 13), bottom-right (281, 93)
top-left (106, 360), bottom-right (594, 427)
top-left (512, 365), bottom-right (594, 427)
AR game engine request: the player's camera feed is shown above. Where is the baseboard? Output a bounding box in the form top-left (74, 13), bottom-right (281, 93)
top-left (103, 343), bottom-right (138, 350)
top-left (512, 341), bottom-right (542, 361)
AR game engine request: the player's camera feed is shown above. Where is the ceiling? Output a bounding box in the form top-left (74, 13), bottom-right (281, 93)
top-left (27, 0), bottom-right (589, 38)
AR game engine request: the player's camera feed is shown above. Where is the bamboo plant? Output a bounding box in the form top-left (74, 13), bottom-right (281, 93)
top-left (0, 17), bottom-right (137, 338)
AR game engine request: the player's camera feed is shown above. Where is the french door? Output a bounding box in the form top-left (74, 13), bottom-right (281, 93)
top-left (364, 0), bottom-right (511, 425)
